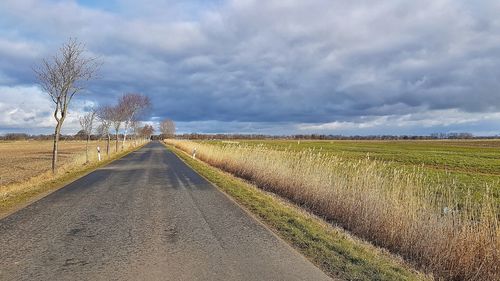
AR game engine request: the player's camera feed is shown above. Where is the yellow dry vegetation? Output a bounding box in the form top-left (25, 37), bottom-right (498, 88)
top-left (0, 140), bottom-right (102, 186)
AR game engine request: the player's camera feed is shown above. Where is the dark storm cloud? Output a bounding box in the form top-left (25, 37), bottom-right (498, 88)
top-left (1, 0), bottom-right (500, 135)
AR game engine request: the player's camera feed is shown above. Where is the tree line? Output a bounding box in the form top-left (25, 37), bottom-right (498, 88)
top-left (3, 131), bottom-right (495, 142)
top-left (0, 132), bottom-right (146, 141)
top-left (77, 93), bottom-right (153, 163)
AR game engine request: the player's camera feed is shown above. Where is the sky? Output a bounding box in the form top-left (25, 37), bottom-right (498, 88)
top-left (0, 0), bottom-right (500, 136)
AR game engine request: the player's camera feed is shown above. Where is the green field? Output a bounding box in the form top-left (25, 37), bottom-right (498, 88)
top-left (203, 139), bottom-right (500, 203)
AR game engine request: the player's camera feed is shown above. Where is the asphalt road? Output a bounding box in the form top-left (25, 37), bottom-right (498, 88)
top-left (0, 142), bottom-right (331, 281)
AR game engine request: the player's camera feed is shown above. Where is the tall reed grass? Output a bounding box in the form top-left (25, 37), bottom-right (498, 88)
top-left (167, 140), bottom-right (499, 280)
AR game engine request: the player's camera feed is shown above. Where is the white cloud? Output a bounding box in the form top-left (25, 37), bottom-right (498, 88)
top-left (0, 85), bottom-right (97, 134)
top-left (298, 109), bottom-right (500, 135)
top-left (0, 85), bottom-right (53, 128)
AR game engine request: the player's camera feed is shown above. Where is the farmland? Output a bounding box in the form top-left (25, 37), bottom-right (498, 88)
top-left (167, 138), bottom-right (499, 280)
top-left (0, 140), bottom-right (103, 186)
top-left (207, 139), bottom-right (500, 202)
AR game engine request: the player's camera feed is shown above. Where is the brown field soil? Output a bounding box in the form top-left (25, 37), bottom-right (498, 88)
top-left (0, 140), bottom-right (108, 186)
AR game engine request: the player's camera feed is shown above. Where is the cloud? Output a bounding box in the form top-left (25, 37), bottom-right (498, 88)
top-left (298, 109), bottom-right (500, 135)
top-left (0, 0), bottom-right (499, 135)
top-left (0, 85), bottom-right (96, 134)
top-left (0, 86), bottom-right (53, 130)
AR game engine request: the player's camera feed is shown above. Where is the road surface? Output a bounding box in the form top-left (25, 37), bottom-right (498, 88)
top-left (0, 142), bottom-right (331, 281)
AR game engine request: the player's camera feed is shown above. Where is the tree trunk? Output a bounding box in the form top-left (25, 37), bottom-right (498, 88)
top-left (85, 135), bottom-right (89, 163)
top-left (122, 124), bottom-right (128, 151)
top-left (52, 122), bottom-right (62, 174)
top-left (115, 131), bottom-right (119, 152)
top-left (106, 134), bottom-right (110, 157)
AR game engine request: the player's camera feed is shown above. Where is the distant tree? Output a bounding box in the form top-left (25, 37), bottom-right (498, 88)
top-left (74, 130), bottom-right (86, 140)
top-left (3, 133), bottom-right (29, 140)
top-left (0, 133), bottom-right (30, 141)
top-left (109, 104), bottom-right (126, 152)
top-left (458, 132), bottom-right (473, 139)
top-left (96, 105), bottom-right (113, 157)
top-left (79, 108), bottom-right (97, 163)
top-left (159, 119), bottom-right (175, 139)
top-left (140, 124), bottom-right (155, 140)
top-left (96, 124), bottom-right (107, 139)
top-left (33, 38), bottom-right (100, 173)
top-left (118, 93), bottom-right (150, 150)
top-left (129, 120), bottom-right (141, 145)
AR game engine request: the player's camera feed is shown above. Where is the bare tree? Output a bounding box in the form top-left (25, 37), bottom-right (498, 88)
top-left (159, 119), bottom-right (175, 139)
top-left (79, 108), bottom-right (97, 163)
top-left (118, 93), bottom-right (150, 150)
top-left (140, 124), bottom-right (155, 141)
top-left (97, 105), bottom-right (113, 157)
top-left (34, 38), bottom-right (100, 173)
top-left (109, 104), bottom-right (125, 152)
top-left (130, 120), bottom-right (141, 145)
top-left (96, 124), bottom-right (107, 139)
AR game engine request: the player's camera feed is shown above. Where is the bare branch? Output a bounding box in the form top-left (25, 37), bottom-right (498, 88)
top-left (79, 107), bottom-right (97, 163)
top-left (118, 93), bottom-right (151, 124)
top-left (117, 93), bottom-right (151, 147)
top-left (160, 119), bottom-right (176, 139)
top-left (96, 104), bottom-right (113, 136)
top-left (79, 108), bottom-right (97, 137)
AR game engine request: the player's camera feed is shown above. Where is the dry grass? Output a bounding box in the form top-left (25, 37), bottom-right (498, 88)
top-left (167, 139), bottom-right (499, 281)
top-left (0, 139), bottom-right (144, 215)
top-left (1, 140), bottom-right (94, 186)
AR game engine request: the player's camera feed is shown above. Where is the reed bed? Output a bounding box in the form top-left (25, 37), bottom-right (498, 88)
top-left (167, 139), bottom-right (499, 281)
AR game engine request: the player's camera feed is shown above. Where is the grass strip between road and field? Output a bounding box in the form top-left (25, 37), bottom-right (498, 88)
top-left (165, 143), bottom-right (430, 281)
top-left (0, 143), bottom-right (146, 218)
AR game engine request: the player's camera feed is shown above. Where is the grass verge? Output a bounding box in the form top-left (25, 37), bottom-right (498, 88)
top-left (165, 143), bottom-right (430, 281)
top-left (0, 143), bottom-right (146, 218)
